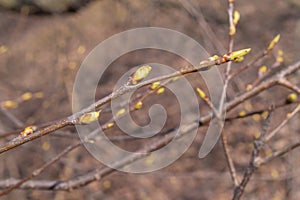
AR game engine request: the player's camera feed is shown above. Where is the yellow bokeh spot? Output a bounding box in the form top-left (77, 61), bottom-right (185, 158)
top-left (271, 196), bottom-right (281, 200)
top-left (1, 100), bottom-right (17, 109)
top-left (246, 84), bottom-right (253, 91)
top-left (264, 148), bottom-right (273, 157)
top-left (271, 169), bottom-right (279, 179)
top-left (244, 102), bottom-right (253, 111)
top-left (68, 61), bottom-right (77, 69)
top-left (261, 111), bottom-right (269, 119)
top-left (0, 45), bottom-right (8, 53)
top-left (77, 45), bottom-right (86, 54)
top-left (254, 132), bottom-right (261, 139)
top-left (22, 92), bottom-right (32, 101)
top-left (252, 114), bottom-right (261, 122)
top-left (34, 92), bottom-right (44, 98)
top-left (103, 180), bottom-right (111, 189)
top-left (238, 110), bottom-right (246, 117)
top-left (42, 141), bottom-right (51, 151)
top-left (145, 155), bottom-right (155, 166)
top-left (286, 112), bottom-right (293, 118)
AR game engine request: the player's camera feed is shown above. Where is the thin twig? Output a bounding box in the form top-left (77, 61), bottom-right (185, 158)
top-left (226, 100), bottom-right (299, 121)
top-left (258, 141), bottom-right (300, 166)
top-left (0, 61), bottom-right (299, 192)
top-left (221, 131), bottom-right (239, 186)
top-left (0, 108), bottom-right (24, 128)
top-left (232, 107), bottom-right (273, 200)
top-left (265, 103), bottom-right (300, 142)
top-left (178, 0), bottom-right (226, 53)
top-left (218, 0), bottom-right (238, 188)
top-left (0, 52), bottom-right (245, 155)
top-left (278, 78), bottom-right (300, 94)
top-left (0, 141), bottom-right (81, 196)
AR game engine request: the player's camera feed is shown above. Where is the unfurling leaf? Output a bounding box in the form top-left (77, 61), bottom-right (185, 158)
top-left (131, 65), bottom-right (152, 85)
top-left (228, 48), bottom-right (251, 61)
top-left (78, 110), bottom-right (101, 125)
top-left (267, 34), bottom-right (280, 51)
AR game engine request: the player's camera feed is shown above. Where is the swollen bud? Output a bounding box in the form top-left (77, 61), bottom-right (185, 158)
top-left (156, 87), bottom-right (165, 94)
top-left (267, 34), bottom-right (280, 51)
top-left (20, 125), bottom-right (37, 137)
top-left (286, 93), bottom-right (297, 103)
top-left (233, 10), bottom-right (240, 26)
top-left (116, 108), bottom-right (126, 117)
top-left (1, 100), bottom-right (18, 109)
top-left (22, 92), bottom-right (33, 101)
top-left (135, 101), bottom-right (143, 110)
top-left (78, 110), bottom-right (101, 125)
top-left (196, 87), bottom-right (206, 99)
top-left (150, 82), bottom-right (160, 90)
top-left (228, 48), bottom-right (251, 61)
top-left (258, 65), bottom-right (267, 77)
top-left (131, 65), bottom-right (152, 85)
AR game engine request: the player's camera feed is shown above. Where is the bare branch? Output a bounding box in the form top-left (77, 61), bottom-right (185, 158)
top-left (221, 131), bottom-right (239, 186)
top-left (265, 103), bottom-right (300, 142)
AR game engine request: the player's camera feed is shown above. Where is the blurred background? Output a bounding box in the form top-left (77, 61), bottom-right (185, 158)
top-left (0, 0), bottom-right (300, 199)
